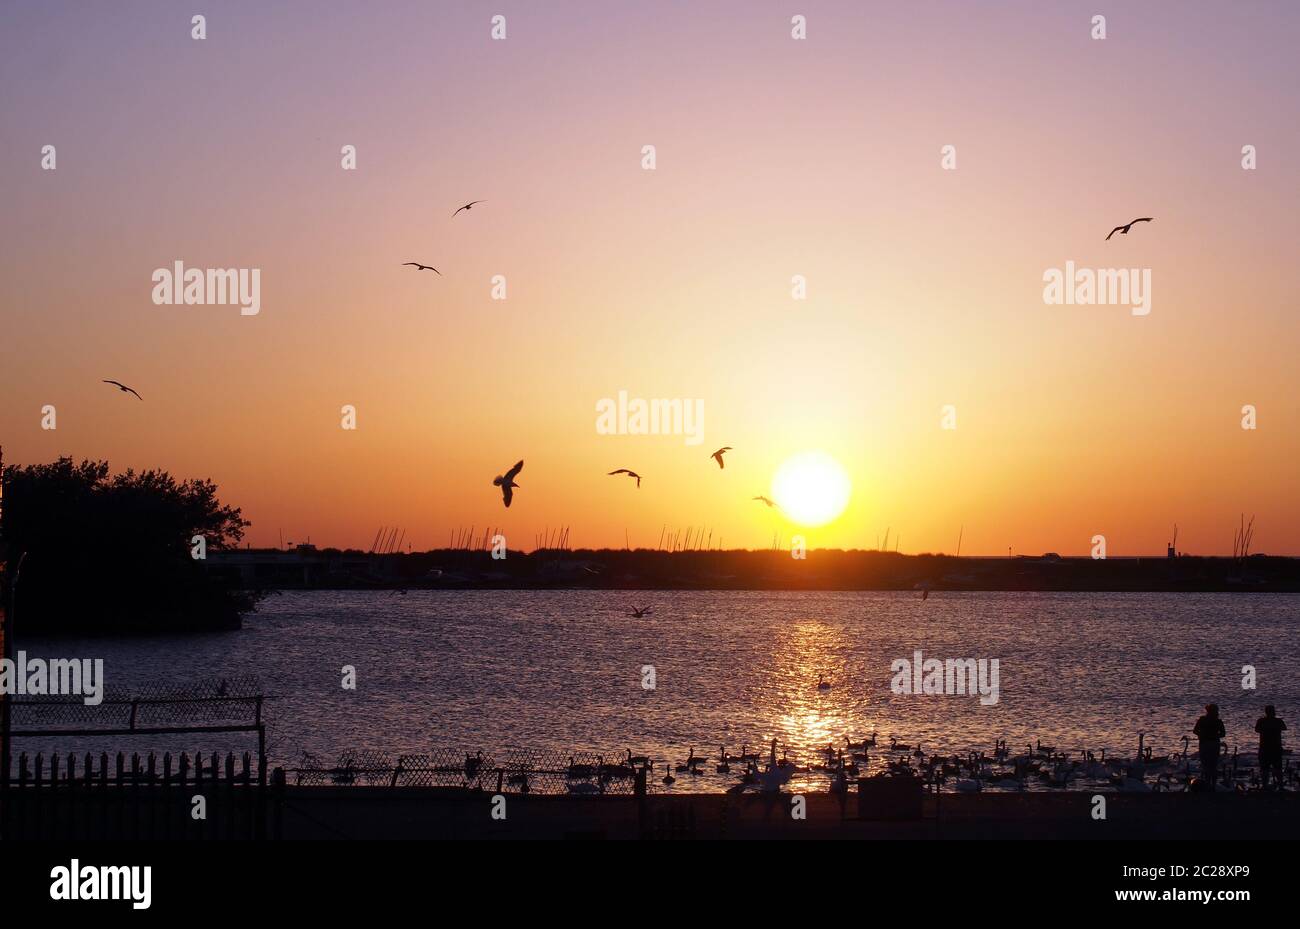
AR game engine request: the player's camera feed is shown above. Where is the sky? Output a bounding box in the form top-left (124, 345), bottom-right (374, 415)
top-left (1, 1), bottom-right (1298, 555)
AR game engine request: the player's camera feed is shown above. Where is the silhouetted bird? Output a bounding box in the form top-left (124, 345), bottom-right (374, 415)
top-left (493, 459), bottom-right (524, 507)
top-left (402, 262), bottom-right (441, 274)
top-left (753, 495), bottom-right (775, 507)
top-left (711, 447), bottom-right (732, 469)
top-left (453, 200), bottom-right (485, 216)
top-left (608, 468), bottom-right (642, 488)
top-left (629, 606), bottom-right (653, 617)
top-left (102, 379), bottom-right (142, 400)
top-left (1105, 217), bottom-right (1153, 240)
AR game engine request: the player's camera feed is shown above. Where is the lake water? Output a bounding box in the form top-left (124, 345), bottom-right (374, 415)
top-left (17, 590), bottom-right (1299, 792)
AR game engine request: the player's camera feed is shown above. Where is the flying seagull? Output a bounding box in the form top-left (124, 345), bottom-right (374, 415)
top-left (493, 459), bottom-right (524, 508)
top-left (608, 468), bottom-right (642, 488)
top-left (402, 262), bottom-right (441, 274)
top-left (753, 495), bottom-right (775, 507)
top-left (710, 447), bottom-right (732, 469)
top-left (1105, 217), bottom-right (1153, 240)
top-left (103, 379), bottom-right (142, 400)
top-left (453, 201), bottom-right (485, 217)
top-left (629, 606), bottom-right (653, 617)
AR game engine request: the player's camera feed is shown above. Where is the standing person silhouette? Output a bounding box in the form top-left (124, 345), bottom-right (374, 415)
top-left (1193, 704), bottom-right (1226, 791)
top-left (1254, 705), bottom-right (1287, 789)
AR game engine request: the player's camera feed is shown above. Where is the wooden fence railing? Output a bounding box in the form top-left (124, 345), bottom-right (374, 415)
top-left (1, 749), bottom-right (274, 840)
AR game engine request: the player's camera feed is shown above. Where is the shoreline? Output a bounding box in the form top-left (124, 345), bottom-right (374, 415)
top-left (206, 549), bottom-right (1300, 594)
top-left (248, 789), bottom-right (1300, 840)
top-left (8, 786), bottom-right (1296, 840)
top-left (10, 789), bottom-right (1289, 841)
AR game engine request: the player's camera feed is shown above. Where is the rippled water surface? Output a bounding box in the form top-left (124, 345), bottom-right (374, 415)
top-left (21, 591), bottom-right (1300, 791)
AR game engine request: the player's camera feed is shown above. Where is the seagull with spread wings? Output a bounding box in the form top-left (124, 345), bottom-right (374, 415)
top-left (1105, 217), bottom-right (1153, 240)
top-left (453, 201), bottom-right (485, 216)
top-left (493, 459), bottom-right (524, 508)
top-left (103, 379), bottom-right (143, 400)
top-left (710, 447), bottom-right (732, 469)
top-left (753, 495), bottom-right (775, 508)
top-left (608, 468), bottom-right (642, 488)
top-left (402, 262), bottom-right (441, 274)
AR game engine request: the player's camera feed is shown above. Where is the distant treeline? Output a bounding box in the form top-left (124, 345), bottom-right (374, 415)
top-left (1, 458), bottom-right (261, 636)
top-left (205, 546), bottom-right (1300, 593)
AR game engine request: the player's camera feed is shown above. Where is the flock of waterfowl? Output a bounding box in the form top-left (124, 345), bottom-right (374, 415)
top-left (540, 730), bottom-right (1296, 796)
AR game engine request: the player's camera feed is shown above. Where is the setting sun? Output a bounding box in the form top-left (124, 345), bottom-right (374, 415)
top-left (771, 451), bottom-right (852, 527)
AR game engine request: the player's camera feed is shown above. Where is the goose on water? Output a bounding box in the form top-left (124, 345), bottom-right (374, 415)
top-left (566, 756), bottom-right (597, 779)
top-left (716, 746), bottom-right (731, 774)
top-left (676, 747), bottom-right (707, 772)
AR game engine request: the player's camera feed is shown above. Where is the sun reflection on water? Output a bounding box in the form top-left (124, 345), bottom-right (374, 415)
top-left (767, 619), bottom-right (855, 761)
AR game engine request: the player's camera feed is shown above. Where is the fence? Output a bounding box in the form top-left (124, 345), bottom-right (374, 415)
top-left (1, 749), bottom-right (272, 839)
top-left (286, 748), bottom-right (646, 795)
top-left (2, 677), bottom-right (267, 784)
top-left (0, 678), bottom-right (272, 839)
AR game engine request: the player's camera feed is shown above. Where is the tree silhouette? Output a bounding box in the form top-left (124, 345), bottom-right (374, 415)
top-left (1, 458), bottom-right (259, 635)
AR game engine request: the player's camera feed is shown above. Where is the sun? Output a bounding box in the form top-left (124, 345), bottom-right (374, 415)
top-left (770, 451), bottom-right (852, 527)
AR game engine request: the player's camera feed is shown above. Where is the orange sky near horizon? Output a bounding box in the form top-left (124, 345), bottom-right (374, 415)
top-left (2, 1), bottom-right (1298, 555)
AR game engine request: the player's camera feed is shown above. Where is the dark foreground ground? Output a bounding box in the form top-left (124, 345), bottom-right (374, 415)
top-left (272, 789), bottom-right (1298, 840)
top-left (7, 787), bottom-right (1297, 840)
